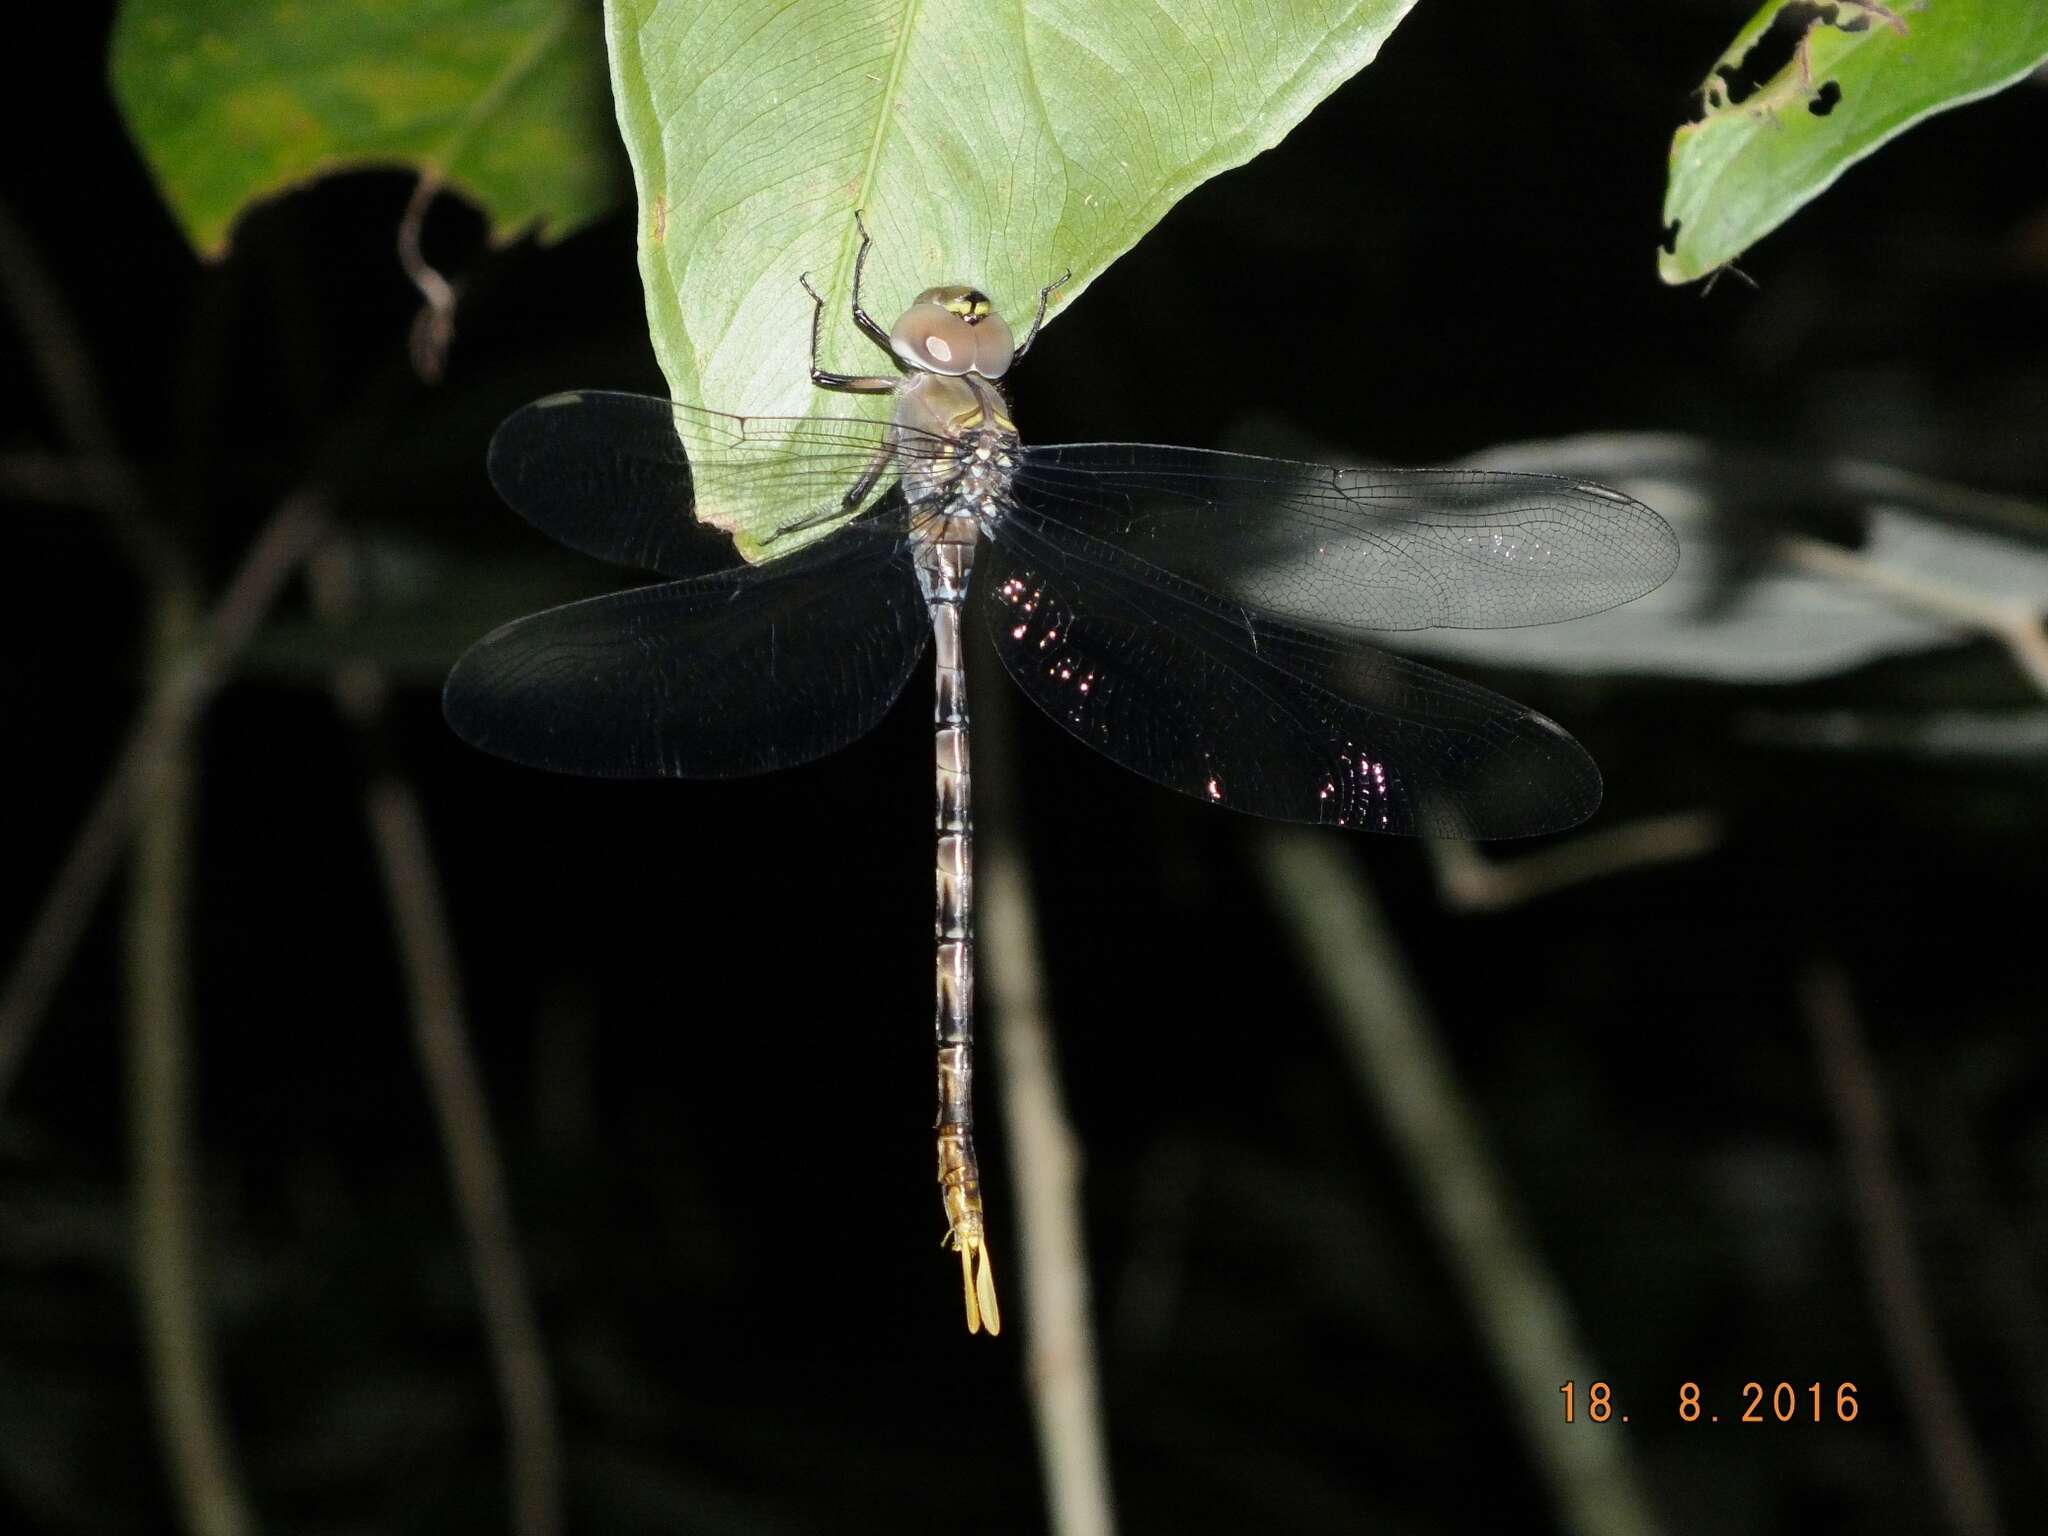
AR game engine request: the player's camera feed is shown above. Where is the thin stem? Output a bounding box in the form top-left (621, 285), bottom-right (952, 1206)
top-left (316, 542), bottom-right (560, 1536)
top-left (1801, 961), bottom-right (2004, 1536)
top-left (982, 850), bottom-right (1116, 1536)
top-left (364, 778), bottom-right (563, 1536)
top-left (0, 450), bottom-right (137, 510)
top-left (1259, 829), bottom-right (1665, 1536)
top-left (127, 587), bottom-right (255, 1536)
top-left (1737, 707), bottom-right (2048, 758)
top-left (971, 654), bottom-right (1116, 1536)
top-left (398, 174), bottom-right (458, 384)
top-left (0, 199), bottom-right (182, 578)
top-left (1779, 534), bottom-right (2048, 697)
top-left (0, 493), bottom-right (330, 1111)
top-left (1425, 810), bottom-right (1721, 913)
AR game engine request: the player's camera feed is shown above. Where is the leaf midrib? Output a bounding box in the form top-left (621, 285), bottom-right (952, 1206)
top-left (426, 0), bottom-right (579, 178)
top-left (823, 0), bottom-right (926, 328)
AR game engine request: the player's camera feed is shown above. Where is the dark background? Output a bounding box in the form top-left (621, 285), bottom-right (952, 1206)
top-left (4, 2), bottom-right (2045, 1533)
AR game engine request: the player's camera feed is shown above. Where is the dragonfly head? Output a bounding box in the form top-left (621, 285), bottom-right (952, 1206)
top-left (890, 285), bottom-right (1016, 380)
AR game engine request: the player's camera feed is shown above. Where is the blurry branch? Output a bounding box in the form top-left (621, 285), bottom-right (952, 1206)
top-left (0, 194), bottom-right (336, 1111)
top-left (315, 546), bottom-right (562, 1536)
top-left (399, 174), bottom-right (458, 384)
top-left (1920, 1079), bottom-right (2048, 1465)
top-left (127, 588), bottom-right (256, 1536)
top-left (0, 493), bottom-right (331, 1111)
top-left (1425, 810), bottom-right (1721, 913)
top-left (0, 201), bottom-right (183, 578)
top-left (1801, 963), bottom-right (2004, 1536)
top-left (1825, 459), bottom-right (2048, 546)
top-left (1260, 831), bottom-right (1665, 1536)
top-left (1738, 708), bottom-right (2048, 758)
top-left (7, 193), bottom-right (282, 1532)
top-left (0, 450), bottom-right (140, 511)
top-left (1779, 535), bottom-right (2048, 697)
top-left (983, 851), bottom-right (1116, 1536)
top-left (973, 667), bottom-right (1116, 1536)
top-left (366, 780), bottom-right (562, 1536)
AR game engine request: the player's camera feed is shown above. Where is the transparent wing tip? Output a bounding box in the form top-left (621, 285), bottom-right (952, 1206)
top-left (1429, 708), bottom-right (1605, 840)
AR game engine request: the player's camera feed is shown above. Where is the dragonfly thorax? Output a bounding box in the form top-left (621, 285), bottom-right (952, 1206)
top-left (950, 426), bottom-right (1021, 524)
top-left (890, 372), bottom-right (1020, 518)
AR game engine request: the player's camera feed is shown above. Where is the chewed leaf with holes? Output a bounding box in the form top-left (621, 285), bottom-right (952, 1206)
top-left (111, 0), bottom-right (624, 258)
top-left (605, 0), bottom-right (1419, 562)
top-left (1660, 0), bottom-right (2048, 285)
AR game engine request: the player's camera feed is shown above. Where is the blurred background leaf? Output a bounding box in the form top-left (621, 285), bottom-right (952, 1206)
top-left (1222, 420), bottom-right (2048, 682)
top-left (109, 0), bottom-right (624, 257)
top-left (1660, 0), bottom-right (2048, 284)
top-left (605, 0), bottom-right (1418, 558)
top-left (1441, 433), bottom-right (2048, 683)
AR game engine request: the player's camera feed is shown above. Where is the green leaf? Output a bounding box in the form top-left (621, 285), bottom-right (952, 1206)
top-left (1660, 0), bottom-right (2048, 285)
top-left (110, 0), bottom-right (624, 258)
top-left (605, 0), bottom-right (1417, 561)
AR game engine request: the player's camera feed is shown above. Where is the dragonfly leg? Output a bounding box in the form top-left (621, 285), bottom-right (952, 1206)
top-left (849, 209), bottom-right (894, 354)
top-left (838, 442), bottom-right (895, 511)
top-left (799, 271), bottom-right (897, 392)
top-left (758, 444), bottom-right (897, 546)
top-left (1011, 265), bottom-right (1072, 362)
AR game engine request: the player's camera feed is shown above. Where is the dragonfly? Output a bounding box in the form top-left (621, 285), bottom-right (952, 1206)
top-left (444, 217), bottom-right (1679, 1336)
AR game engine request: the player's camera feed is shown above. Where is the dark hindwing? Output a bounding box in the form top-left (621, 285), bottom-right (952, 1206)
top-left (982, 513), bottom-right (1602, 838)
top-left (444, 526), bottom-right (929, 778)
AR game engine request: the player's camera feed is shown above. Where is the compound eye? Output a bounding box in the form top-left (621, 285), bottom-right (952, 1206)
top-left (971, 312), bottom-right (1016, 379)
top-left (890, 303), bottom-right (978, 375)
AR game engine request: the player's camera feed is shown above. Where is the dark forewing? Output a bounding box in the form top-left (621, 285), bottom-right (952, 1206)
top-left (983, 516), bottom-right (1602, 838)
top-left (488, 391), bottom-right (921, 576)
top-left (444, 529), bottom-right (929, 778)
top-left (1007, 444), bottom-right (1679, 633)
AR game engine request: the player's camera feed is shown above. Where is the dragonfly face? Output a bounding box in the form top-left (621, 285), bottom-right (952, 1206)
top-left (445, 214), bottom-right (1678, 1335)
top-left (888, 285), bottom-right (1016, 379)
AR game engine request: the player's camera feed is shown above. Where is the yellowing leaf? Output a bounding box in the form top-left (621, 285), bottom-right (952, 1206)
top-left (112, 0), bottom-right (625, 257)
